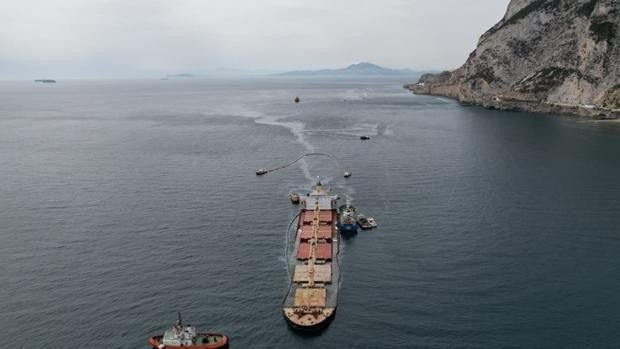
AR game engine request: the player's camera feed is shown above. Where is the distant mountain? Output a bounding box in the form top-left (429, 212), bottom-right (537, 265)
top-left (195, 68), bottom-right (281, 77)
top-left (278, 62), bottom-right (417, 76)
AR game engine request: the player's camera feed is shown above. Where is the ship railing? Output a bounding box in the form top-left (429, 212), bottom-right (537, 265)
top-left (293, 306), bottom-right (324, 315)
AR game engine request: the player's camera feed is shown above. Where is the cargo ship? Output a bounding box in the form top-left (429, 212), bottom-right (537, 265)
top-left (337, 203), bottom-right (358, 236)
top-left (283, 179), bottom-right (340, 330)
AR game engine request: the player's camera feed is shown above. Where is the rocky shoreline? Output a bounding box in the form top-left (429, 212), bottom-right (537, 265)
top-left (405, 0), bottom-right (619, 119)
top-left (404, 82), bottom-right (619, 119)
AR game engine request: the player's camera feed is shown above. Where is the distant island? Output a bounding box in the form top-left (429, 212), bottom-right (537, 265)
top-left (405, 0), bottom-right (619, 119)
top-left (278, 62), bottom-right (419, 77)
top-left (165, 74), bottom-right (195, 78)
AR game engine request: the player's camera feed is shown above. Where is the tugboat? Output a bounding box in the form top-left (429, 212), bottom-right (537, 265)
top-left (356, 214), bottom-right (372, 230)
top-left (338, 203), bottom-right (358, 236)
top-left (360, 135), bottom-right (370, 140)
top-left (256, 168), bottom-right (268, 176)
top-left (148, 313), bottom-right (228, 349)
top-left (290, 192), bottom-right (300, 204)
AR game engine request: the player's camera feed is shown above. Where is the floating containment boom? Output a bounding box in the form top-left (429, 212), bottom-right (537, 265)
top-left (255, 152), bottom-right (351, 179)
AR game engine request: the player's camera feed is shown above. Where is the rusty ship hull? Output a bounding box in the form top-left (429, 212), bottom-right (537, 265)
top-left (282, 181), bottom-right (340, 331)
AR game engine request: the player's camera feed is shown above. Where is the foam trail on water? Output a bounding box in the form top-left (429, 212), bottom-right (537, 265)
top-left (231, 105), bottom-right (355, 278)
top-left (434, 97), bottom-right (453, 104)
top-left (211, 104), bottom-right (316, 183)
top-left (340, 89), bottom-right (365, 101)
top-left (305, 123), bottom-right (379, 138)
top-left (253, 116), bottom-right (315, 183)
top-left (278, 256), bottom-right (290, 278)
top-left (219, 106), bottom-right (352, 193)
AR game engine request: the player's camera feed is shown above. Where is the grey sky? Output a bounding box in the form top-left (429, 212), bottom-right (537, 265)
top-left (1, 0), bottom-right (510, 79)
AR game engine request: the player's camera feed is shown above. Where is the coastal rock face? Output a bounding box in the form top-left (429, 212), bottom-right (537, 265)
top-left (406, 0), bottom-right (620, 118)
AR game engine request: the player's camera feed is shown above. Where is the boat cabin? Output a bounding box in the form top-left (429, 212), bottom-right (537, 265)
top-left (162, 324), bottom-right (196, 346)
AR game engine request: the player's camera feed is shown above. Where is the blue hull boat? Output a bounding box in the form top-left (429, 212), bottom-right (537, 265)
top-left (338, 204), bottom-right (358, 236)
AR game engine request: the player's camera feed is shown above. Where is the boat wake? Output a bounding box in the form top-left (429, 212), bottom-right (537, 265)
top-left (340, 88), bottom-right (367, 101)
top-left (203, 105), bottom-right (315, 182)
top-left (253, 115), bottom-right (315, 183)
top-left (227, 105), bottom-right (355, 281)
top-left (306, 123), bottom-right (379, 137)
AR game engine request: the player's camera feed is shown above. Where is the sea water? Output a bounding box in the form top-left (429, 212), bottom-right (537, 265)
top-left (1, 78), bottom-right (619, 348)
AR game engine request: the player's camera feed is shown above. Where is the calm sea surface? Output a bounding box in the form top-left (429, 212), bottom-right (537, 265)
top-left (1, 78), bottom-right (619, 348)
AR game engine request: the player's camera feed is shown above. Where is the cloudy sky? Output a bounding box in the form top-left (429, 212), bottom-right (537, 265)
top-left (1, 0), bottom-right (510, 79)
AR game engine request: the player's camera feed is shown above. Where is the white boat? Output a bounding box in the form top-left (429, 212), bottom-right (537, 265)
top-left (367, 217), bottom-right (377, 228)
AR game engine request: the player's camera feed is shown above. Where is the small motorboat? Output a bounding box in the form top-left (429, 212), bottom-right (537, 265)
top-left (256, 168), bottom-right (268, 175)
top-left (360, 135), bottom-right (370, 140)
top-left (290, 192), bottom-right (300, 204)
top-left (294, 96), bottom-right (300, 103)
top-left (343, 171), bottom-right (352, 178)
top-left (149, 313), bottom-right (228, 349)
top-left (356, 214), bottom-right (372, 230)
top-left (367, 217), bottom-right (377, 228)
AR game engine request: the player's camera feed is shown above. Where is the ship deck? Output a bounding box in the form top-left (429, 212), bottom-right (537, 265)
top-left (283, 191), bottom-right (340, 320)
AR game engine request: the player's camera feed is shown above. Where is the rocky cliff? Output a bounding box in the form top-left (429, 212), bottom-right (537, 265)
top-left (406, 0), bottom-right (620, 118)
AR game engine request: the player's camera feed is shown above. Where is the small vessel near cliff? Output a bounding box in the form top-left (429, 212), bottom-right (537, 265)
top-left (338, 203), bottom-right (358, 236)
top-left (290, 192), bottom-right (300, 204)
top-left (283, 179), bottom-right (340, 330)
top-left (148, 313), bottom-right (228, 349)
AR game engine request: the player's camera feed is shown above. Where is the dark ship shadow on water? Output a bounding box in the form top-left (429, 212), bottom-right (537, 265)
top-left (339, 234), bottom-right (358, 241)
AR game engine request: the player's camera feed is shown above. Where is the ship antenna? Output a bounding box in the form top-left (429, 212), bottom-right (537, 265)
top-left (177, 312), bottom-right (182, 326)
